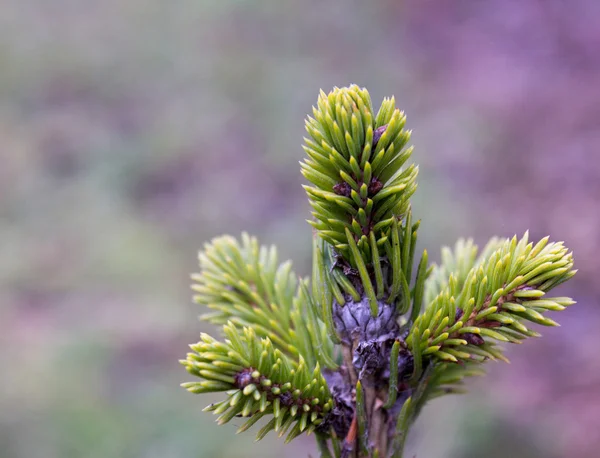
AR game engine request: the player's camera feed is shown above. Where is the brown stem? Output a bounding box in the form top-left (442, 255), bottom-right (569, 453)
top-left (342, 343), bottom-right (359, 457)
top-left (343, 341), bottom-right (393, 457)
top-left (370, 396), bottom-right (388, 457)
top-left (344, 415), bottom-right (358, 458)
top-left (343, 345), bottom-right (358, 386)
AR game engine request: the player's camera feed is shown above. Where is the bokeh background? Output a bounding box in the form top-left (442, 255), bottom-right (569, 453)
top-left (1, 1), bottom-right (598, 457)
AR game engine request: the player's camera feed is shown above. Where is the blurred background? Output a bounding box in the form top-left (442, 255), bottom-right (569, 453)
top-left (1, 1), bottom-right (598, 457)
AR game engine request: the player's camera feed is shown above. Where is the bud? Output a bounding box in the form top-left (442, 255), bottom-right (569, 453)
top-left (332, 297), bottom-right (399, 345)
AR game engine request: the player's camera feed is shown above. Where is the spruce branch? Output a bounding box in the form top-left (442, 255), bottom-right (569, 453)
top-left (191, 233), bottom-right (336, 369)
top-left (302, 85), bottom-right (417, 269)
top-left (181, 85), bottom-right (577, 457)
top-left (409, 232), bottom-right (576, 367)
top-left (424, 237), bottom-right (503, 306)
top-left (181, 323), bottom-right (332, 442)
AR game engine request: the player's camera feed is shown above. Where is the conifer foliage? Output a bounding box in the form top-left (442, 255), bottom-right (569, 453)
top-left (181, 85), bottom-right (576, 457)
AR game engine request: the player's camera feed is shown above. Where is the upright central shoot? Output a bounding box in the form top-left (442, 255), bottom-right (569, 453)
top-left (302, 86), bottom-right (425, 456)
top-left (181, 85), bottom-right (576, 458)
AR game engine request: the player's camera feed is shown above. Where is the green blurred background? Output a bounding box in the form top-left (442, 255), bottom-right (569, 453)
top-left (2, 1), bottom-right (598, 457)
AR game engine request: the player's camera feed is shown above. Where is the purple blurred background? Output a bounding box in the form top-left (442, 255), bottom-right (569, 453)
top-left (1, 1), bottom-right (598, 457)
